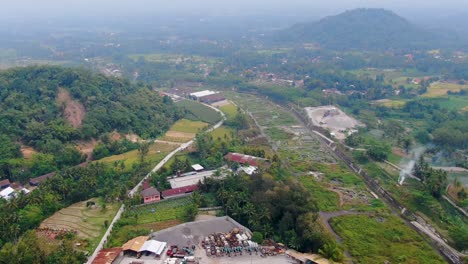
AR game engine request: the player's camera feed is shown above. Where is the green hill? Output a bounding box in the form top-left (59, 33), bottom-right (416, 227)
top-left (0, 66), bottom-right (183, 181)
top-left (279, 8), bottom-right (442, 50)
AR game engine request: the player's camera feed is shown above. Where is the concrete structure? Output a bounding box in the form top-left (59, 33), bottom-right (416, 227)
top-left (142, 187), bottom-right (161, 204)
top-left (191, 164), bottom-right (204, 172)
top-left (92, 248), bottom-right (123, 264)
top-left (168, 170), bottom-right (216, 189)
top-left (150, 216), bottom-right (251, 246)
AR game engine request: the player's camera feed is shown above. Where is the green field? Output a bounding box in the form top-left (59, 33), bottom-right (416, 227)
top-left (299, 175), bottom-right (340, 211)
top-left (436, 96), bottom-right (468, 111)
top-left (128, 53), bottom-right (219, 65)
top-left (177, 100), bottom-right (222, 124)
top-left (107, 197), bottom-right (192, 247)
top-left (219, 103), bottom-right (238, 118)
top-left (210, 126), bottom-right (234, 140)
top-left (331, 215), bottom-right (445, 264)
top-left (169, 119), bottom-right (208, 133)
top-left (98, 142), bottom-right (177, 169)
top-left (424, 82), bottom-right (468, 97)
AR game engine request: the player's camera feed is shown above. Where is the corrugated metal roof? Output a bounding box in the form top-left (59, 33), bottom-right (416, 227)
top-left (122, 236), bottom-right (149, 252)
top-left (0, 179), bottom-right (11, 187)
top-left (190, 90), bottom-right (217, 98)
top-left (92, 247), bottom-right (122, 264)
top-left (138, 240), bottom-right (167, 255)
top-left (162, 185), bottom-right (198, 198)
top-left (142, 187), bottom-right (160, 197)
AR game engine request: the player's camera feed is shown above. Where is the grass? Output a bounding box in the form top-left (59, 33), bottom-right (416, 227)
top-left (265, 127), bottom-right (292, 141)
top-left (374, 99), bottom-right (407, 108)
top-left (299, 175), bottom-right (340, 211)
top-left (219, 103), bottom-right (238, 118)
top-left (176, 100), bottom-right (222, 124)
top-left (128, 53), bottom-right (219, 65)
top-left (40, 198), bottom-right (120, 252)
top-left (331, 215), bottom-right (445, 264)
top-left (98, 142), bottom-right (177, 170)
top-left (210, 126), bottom-right (234, 140)
top-left (423, 82), bottom-right (468, 97)
top-left (436, 96), bottom-right (468, 111)
top-left (107, 197), bottom-right (192, 247)
top-left (169, 118), bottom-right (208, 133)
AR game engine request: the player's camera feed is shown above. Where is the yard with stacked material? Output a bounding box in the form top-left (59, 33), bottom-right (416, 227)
top-left (98, 141), bottom-right (178, 170)
top-left (330, 214), bottom-right (445, 264)
top-left (161, 118), bottom-right (209, 142)
top-left (106, 197), bottom-right (193, 248)
top-left (39, 199), bottom-right (119, 251)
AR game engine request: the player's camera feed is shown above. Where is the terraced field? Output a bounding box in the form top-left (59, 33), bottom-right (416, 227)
top-left (161, 118), bottom-right (209, 142)
top-left (40, 199), bottom-right (119, 250)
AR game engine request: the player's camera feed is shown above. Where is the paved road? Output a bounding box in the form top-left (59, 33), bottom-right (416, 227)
top-left (87, 99), bottom-right (226, 263)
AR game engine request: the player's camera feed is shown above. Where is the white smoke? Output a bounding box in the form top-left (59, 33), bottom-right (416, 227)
top-left (398, 146), bottom-right (425, 185)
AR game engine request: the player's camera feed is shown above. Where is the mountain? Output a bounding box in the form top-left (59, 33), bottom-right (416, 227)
top-left (278, 8), bottom-right (447, 50)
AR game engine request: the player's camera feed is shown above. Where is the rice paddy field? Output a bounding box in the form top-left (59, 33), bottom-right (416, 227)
top-left (39, 199), bottom-right (120, 251)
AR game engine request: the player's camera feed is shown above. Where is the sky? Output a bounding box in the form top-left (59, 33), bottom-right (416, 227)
top-left (2, 0), bottom-right (468, 18)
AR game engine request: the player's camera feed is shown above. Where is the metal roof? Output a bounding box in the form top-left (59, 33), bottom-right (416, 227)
top-left (138, 240), bottom-right (167, 255)
top-left (141, 187), bottom-right (160, 197)
top-left (92, 247), bottom-right (122, 264)
top-left (122, 236), bottom-right (149, 252)
top-left (162, 185), bottom-right (198, 198)
top-left (190, 90), bottom-right (217, 98)
top-left (191, 164), bottom-right (204, 171)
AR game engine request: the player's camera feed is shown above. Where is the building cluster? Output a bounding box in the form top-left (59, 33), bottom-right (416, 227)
top-left (0, 179), bottom-right (30, 200)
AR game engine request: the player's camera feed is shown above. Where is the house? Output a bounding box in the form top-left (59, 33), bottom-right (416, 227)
top-left (0, 187), bottom-right (15, 200)
top-left (162, 185), bottom-right (198, 199)
top-left (92, 248), bottom-right (123, 264)
top-left (142, 187), bottom-right (161, 204)
top-left (191, 164), bottom-right (204, 172)
top-left (224, 152), bottom-right (267, 167)
top-left (0, 179), bottom-right (10, 189)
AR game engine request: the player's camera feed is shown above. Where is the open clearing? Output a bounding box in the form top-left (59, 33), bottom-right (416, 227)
top-left (176, 99), bottom-right (222, 124)
top-left (305, 105), bottom-right (364, 140)
top-left (219, 102), bottom-right (238, 118)
top-left (169, 118), bottom-right (208, 133)
top-left (40, 199), bottom-right (119, 250)
top-left (330, 215), bottom-right (445, 264)
top-left (21, 145), bottom-right (37, 159)
top-left (423, 82), bottom-right (468, 97)
top-left (98, 141), bottom-right (178, 169)
top-left (56, 88), bottom-right (86, 128)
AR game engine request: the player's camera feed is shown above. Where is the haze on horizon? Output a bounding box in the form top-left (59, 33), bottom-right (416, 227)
top-left (2, 0), bottom-right (468, 19)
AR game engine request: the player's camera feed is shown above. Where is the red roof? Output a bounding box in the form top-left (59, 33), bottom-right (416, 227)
top-left (92, 247), bottom-right (123, 264)
top-left (162, 185), bottom-right (198, 198)
top-left (0, 179), bottom-right (11, 188)
top-left (224, 152), bottom-right (266, 167)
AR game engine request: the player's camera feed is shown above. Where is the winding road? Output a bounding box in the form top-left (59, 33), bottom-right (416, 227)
top-left (87, 99), bottom-right (225, 264)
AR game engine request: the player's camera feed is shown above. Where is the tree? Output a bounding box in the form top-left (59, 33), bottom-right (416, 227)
top-left (319, 241), bottom-right (344, 262)
top-left (251, 231), bottom-right (263, 244)
top-left (137, 142), bottom-right (150, 163)
top-left (367, 142), bottom-right (391, 161)
top-left (183, 204), bottom-right (198, 222)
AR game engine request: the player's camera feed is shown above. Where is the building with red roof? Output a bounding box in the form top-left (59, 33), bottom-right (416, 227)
top-left (92, 247), bottom-right (123, 264)
top-left (0, 179), bottom-right (11, 189)
top-left (142, 187), bottom-right (161, 204)
top-left (224, 152), bottom-right (267, 167)
top-left (162, 185), bottom-right (198, 199)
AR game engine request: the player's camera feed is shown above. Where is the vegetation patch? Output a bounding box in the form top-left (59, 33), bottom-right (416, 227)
top-left (331, 214), bottom-right (445, 264)
top-left (219, 103), bottom-right (238, 118)
top-left (98, 142), bottom-right (177, 170)
top-left (299, 175), bottom-right (340, 211)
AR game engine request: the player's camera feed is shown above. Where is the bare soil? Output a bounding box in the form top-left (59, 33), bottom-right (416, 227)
top-left (21, 145), bottom-right (37, 159)
top-left (56, 88), bottom-right (86, 128)
top-left (76, 139), bottom-right (98, 160)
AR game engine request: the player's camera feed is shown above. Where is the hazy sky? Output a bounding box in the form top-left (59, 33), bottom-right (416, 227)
top-left (3, 0), bottom-right (468, 18)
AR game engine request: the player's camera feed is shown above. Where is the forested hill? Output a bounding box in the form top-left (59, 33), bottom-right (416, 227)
top-left (0, 66), bottom-right (183, 181)
top-left (277, 8), bottom-right (444, 50)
